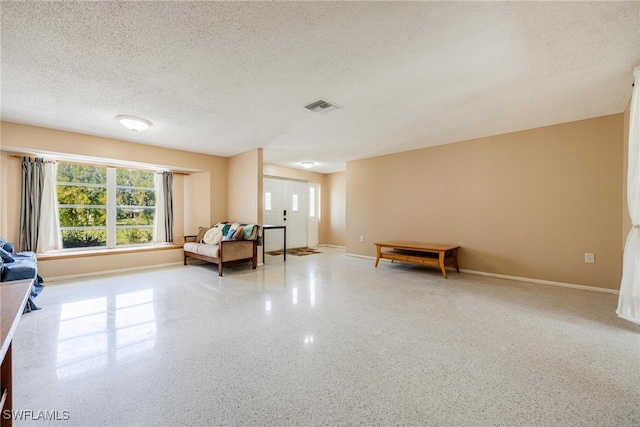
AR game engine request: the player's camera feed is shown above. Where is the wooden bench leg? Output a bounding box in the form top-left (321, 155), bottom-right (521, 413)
top-left (252, 245), bottom-right (257, 269)
top-left (453, 248), bottom-right (460, 273)
top-left (438, 251), bottom-right (448, 279)
top-left (218, 262), bottom-right (223, 277)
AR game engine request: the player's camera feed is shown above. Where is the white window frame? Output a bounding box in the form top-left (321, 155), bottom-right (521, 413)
top-left (264, 191), bottom-right (272, 211)
top-left (309, 186), bottom-right (316, 218)
top-left (57, 163), bottom-right (156, 250)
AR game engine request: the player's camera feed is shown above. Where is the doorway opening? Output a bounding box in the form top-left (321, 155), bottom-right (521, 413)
top-left (263, 177), bottom-right (319, 252)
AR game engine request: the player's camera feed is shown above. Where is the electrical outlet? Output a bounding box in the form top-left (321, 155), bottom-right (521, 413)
top-left (360, 235), bottom-right (364, 242)
top-left (584, 253), bottom-right (595, 264)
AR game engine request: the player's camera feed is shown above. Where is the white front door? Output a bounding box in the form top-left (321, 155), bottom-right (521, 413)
top-left (283, 180), bottom-right (308, 249)
top-left (263, 177), bottom-right (284, 253)
top-left (263, 178), bottom-right (311, 251)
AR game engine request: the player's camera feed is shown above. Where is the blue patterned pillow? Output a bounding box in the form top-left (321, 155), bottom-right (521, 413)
top-left (0, 247), bottom-right (15, 263)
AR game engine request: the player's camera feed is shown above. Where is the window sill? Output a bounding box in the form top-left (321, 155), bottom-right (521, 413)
top-left (36, 244), bottom-right (182, 261)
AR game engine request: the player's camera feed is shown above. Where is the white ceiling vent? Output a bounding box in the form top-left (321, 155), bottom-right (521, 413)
top-left (304, 99), bottom-right (340, 114)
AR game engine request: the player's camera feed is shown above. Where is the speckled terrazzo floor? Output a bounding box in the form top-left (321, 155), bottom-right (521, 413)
top-left (10, 247), bottom-right (640, 426)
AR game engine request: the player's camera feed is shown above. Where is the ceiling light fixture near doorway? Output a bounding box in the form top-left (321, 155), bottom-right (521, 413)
top-left (116, 115), bottom-right (152, 133)
top-left (301, 162), bottom-right (314, 169)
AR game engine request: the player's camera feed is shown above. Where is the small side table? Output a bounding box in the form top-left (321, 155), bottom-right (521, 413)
top-left (262, 225), bottom-right (287, 263)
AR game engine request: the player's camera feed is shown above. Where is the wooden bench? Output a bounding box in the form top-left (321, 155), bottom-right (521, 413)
top-left (374, 241), bottom-right (460, 279)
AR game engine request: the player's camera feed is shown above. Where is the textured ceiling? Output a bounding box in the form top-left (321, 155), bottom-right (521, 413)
top-left (2, 1), bottom-right (639, 173)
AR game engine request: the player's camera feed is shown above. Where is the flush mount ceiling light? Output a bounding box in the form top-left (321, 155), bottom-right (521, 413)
top-left (301, 162), bottom-right (314, 169)
top-left (116, 115), bottom-right (152, 133)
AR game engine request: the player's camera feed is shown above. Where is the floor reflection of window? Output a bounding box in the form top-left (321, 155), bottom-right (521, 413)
top-left (115, 290), bottom-right (156, 361)
top-left (309, 277), bottom-right (316, 307)
top-left (57, 289), bottom-right (156, 379)
top-left (57, 297), bottom-right (108, 379)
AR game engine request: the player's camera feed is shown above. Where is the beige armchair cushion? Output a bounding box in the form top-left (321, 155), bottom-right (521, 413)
top-left (197, 244), bottom-right (220, 258)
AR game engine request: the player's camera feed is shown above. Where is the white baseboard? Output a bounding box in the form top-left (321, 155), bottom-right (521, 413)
top-left (44, 262), bottom-right (183, 283)
top-left (318, 244), bottom-right (346, 249)
top-left (345, 253), bottom-right (619, 295)
top-left (345, 252), bottom-right (374, 260)
top-left (458, 268), bottom-right (618, 294)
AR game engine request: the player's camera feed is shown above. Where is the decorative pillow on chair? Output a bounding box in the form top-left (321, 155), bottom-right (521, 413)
top-left (233, 226), bottom-right (245, 240)
top-left (0, 247), bottom-right (15, 263)
top-left (196, 226), bottom-right (210, 243)
top-left (203, 227), bottom-right (223, 245)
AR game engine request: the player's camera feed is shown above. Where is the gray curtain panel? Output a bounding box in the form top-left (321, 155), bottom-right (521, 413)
top-left (20, 157), bottom-right (46, 252)
top-left (162, 172), bottom-right (173, 242)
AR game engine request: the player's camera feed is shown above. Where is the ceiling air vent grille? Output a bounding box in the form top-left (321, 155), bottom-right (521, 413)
top-left (304, 99), bottom-right (339, 114)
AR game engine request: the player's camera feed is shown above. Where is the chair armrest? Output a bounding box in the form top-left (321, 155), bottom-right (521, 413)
top-left (219, 239), bottom-right (256, 262)
top-left (184, 235), bottom-right (197, 243)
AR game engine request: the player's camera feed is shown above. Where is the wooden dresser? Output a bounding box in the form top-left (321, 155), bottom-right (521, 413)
top-left (1, 280), bottom-right (32, 427)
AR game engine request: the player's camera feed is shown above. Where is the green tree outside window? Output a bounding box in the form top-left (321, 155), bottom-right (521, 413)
top-left (57, 163), bottom-right (156, 248)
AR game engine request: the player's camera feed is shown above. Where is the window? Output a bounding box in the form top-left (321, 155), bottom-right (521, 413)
top-left (309, 187), bottom-right (316, 217)
top-left (264, 192), bottom-right (272, 211)
top-left (57, 163), bottom-right (108, 248)
top-left (292, 194), bottom-right (299, 211)
top-left (57, 163), bottom-right (156, 249)
top-left (116, 169), bottom-right (155, 246)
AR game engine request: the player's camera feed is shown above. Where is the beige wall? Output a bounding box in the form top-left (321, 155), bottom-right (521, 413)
top-left (228, 148), bottom-right (263, 263)
top-left (38, 249), bottom-right (183, 279)
top-left (183, 171), bottom-right (211, 235)
top-left (263, 164), bottom-right (326, 184)
top-left (0, 150), bottom-right (22, 245)
top-left (228, 148), bottom-right (262, 224)
top-left (0, 121), bottom-right (228, 278)
top-left (323, 172), bottom-right (346, 246)
top-left (0, 140), bottom-right (8, 236)
top-left (346, 114), bottom-right (624, 290)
